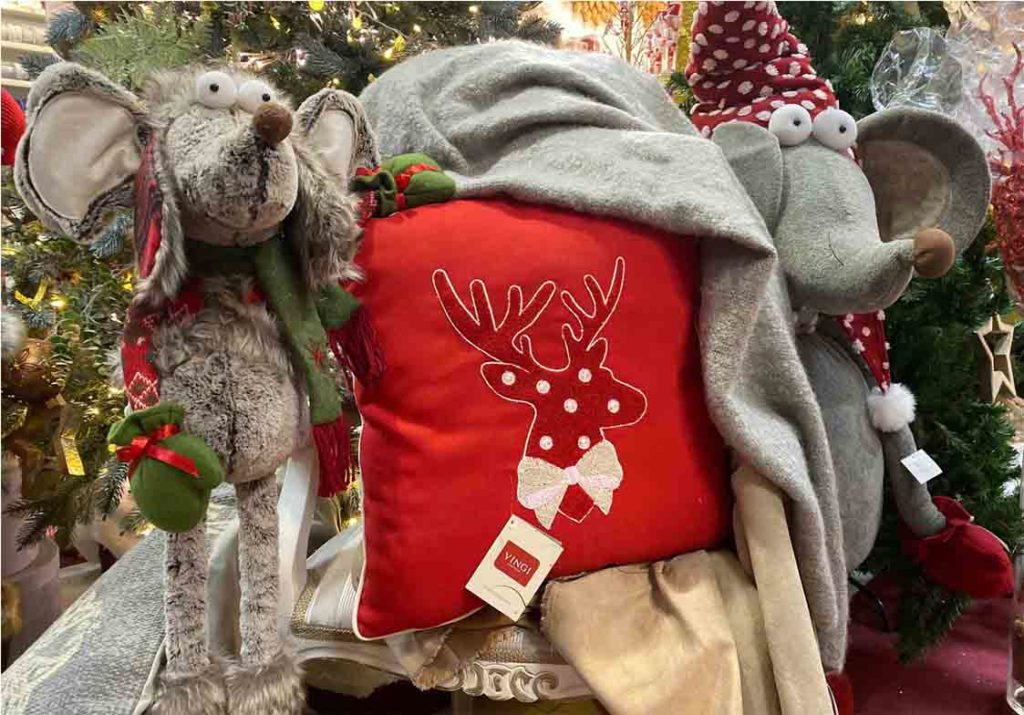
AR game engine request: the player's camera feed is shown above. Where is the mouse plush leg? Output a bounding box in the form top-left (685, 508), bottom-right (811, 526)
top-left (225, 475), bottom-right (304, 715)
top-left (153, 518), bottom-right (228, 715)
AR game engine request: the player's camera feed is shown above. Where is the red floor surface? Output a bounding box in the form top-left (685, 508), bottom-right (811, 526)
top-left (846, 585), bottom-right (1014, 714)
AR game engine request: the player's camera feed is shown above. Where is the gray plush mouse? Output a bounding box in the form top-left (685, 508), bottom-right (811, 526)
top-left (14, 62), bottom-right (378, 715)
top-left (686, 1), bottom-right (1011, 602)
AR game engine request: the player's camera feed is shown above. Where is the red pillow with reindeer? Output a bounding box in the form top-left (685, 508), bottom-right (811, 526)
top-left (349, 198), bottom-right (730, 639)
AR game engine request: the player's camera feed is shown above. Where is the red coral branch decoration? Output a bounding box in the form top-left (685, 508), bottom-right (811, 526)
top-left (979, 44), bottom-right (1024, 309)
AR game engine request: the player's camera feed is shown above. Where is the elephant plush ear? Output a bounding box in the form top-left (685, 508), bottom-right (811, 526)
top-left (14, 62), bottom-right (147, 242)
top-left (712, 121), bottom-right (784, 233)
top-left (295, 88), bottom-right (379, 180)
top-left (857, 107), bottom-right (991, 253)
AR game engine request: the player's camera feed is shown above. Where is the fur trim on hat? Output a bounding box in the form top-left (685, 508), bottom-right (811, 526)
top-left (867, 382), bottom-right (916, 433)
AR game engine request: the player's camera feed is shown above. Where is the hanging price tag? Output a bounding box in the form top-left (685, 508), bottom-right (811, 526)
top-left (465, 515), bottom-right (563, 622)
top-left (901, 449), bottom-right (943, 485)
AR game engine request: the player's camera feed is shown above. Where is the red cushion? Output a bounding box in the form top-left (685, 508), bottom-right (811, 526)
top-left (350, 198), bottom-right (730, 639)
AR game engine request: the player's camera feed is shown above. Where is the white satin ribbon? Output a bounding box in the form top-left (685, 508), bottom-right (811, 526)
top-left (516, 440), bottom-right (624, 529)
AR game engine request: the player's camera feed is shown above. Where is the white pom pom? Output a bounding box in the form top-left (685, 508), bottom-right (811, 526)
top-left (867, 383), bottom-right (916, 433)
top-left (2, 311), bottom-right (25, 361)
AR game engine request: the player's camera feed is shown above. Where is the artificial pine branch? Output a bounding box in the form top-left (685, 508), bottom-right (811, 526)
top-left (896, 579), bottom-right (970, 662)
top-left (93, 459), bottom-right (130, 519)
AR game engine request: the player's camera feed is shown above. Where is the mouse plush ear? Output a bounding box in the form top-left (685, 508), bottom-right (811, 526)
top-left (14, 62), bottom-right (147, 242)
top-left (295, 88), bottom-right (379, 179)
top-left (857, 107), bottom-right (991, 254)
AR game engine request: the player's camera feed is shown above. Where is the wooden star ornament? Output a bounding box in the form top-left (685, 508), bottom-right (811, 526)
top-left (976, 314), bottom-right (1017, 402)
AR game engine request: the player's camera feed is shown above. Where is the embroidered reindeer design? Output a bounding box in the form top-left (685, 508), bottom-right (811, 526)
top-left (433, 257), bottom-right (647, 529)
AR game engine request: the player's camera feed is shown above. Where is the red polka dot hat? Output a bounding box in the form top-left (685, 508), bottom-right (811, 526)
top-left (684, 0), bottom-right (837, 137)
top-left (685, 1), bottom-right (915, 430)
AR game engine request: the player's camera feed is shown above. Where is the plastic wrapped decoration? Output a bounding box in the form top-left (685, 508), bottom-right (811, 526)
top-left (871, 4), bottom-right (1024, 311)
top-left (871, 27), bottom-right (964, 115)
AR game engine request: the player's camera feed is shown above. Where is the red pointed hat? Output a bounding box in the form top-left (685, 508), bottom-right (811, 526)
top-left (684, 0), bottom-right (837, 137)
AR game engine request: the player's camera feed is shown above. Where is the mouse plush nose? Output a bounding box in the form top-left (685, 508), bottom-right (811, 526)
top-left (253, 103), bottom-right (293, 146)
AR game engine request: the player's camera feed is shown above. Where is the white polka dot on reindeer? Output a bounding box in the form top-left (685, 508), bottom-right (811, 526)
top-left (578, 435), bottom-right (591, 450)
top-left (536, 380), bottom-right (551, 394)
top-left (564, 399), bottom-right (578, 413)
top-left (539, 436), bottom-right (553, 450)
top-left (578, 368), bottom-right (592, 383)
top-left (501, 371), bottom-right (516, 385)
top-left (608, 399), bottom-right (620, 414)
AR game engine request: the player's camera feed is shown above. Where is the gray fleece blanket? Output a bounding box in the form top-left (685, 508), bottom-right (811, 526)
top-left (360, 41), bottom-right (848, 670)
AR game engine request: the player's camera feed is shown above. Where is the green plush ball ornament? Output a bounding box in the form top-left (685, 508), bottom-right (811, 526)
top-left (108, 402), bottom-right (224, 533)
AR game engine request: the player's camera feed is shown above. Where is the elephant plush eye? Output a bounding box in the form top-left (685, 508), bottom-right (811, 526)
top-left (768, 104), bottom-right (813, 146)
top-left (195, 71), bottom-right (237, 109)
top-left (812, 108), bottom-right (858, 151)
top-left (238, 80), bottom-right (276, 114)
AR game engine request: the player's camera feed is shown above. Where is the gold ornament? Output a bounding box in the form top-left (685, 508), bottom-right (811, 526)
top-left (55, 406), bottom-right (85, 477)
top-left (1, 581), bottom-right (22, 641)
top-left (2, 339), bottom-right (63, 403)
top-left (308, 0), bottom-right (325, 11)
top-left (13, 280), bottom-right (47, 310)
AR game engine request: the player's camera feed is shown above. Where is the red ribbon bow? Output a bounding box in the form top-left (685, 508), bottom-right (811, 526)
top-left (116, 423), bottom-right (199, 479)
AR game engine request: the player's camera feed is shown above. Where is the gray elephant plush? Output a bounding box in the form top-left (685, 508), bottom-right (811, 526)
top-left (687, 0), bottom-right (1011, 601)
top-left (15, 62), bottom-right (377, 714)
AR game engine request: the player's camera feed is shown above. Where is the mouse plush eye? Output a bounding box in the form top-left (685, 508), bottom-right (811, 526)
top-left (238, 80), bottom-right (276, 114)
top-left (768, 104), bottom-right (813, 146)
top-left (812, 108), bottom-right (857, 151)
top-left (195, 71), bottom-right (237, 109)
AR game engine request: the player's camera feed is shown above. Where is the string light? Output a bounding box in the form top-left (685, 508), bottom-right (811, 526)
top-left (49, 295), bottom-right (67, 311)
top-left (468, 5), bottom-right (479, 14)
top-left (413, 23), bottom-right (422, 33)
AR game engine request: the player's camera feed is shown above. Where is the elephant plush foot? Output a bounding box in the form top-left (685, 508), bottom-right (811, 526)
top-left (902, 496), bottom-right (1013, 598)
top-left (225, 650), bottom-right (305, 715)
top-left (151, 663), bottom-right (228, 715)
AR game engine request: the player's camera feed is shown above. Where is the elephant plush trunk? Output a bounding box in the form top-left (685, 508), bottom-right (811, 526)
top-left (784, 234), bottom-right (917, 316)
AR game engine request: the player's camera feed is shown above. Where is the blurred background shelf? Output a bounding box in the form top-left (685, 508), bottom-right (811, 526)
top-left (2, 5), bottom-right (44, 22)
top-left (2, 40), bottom-right (51, 56)
top-left (0, 1), bottom-right (52, 99)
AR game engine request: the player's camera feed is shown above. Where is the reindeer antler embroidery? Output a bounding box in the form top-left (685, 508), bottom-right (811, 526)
top-left (433, 258), bottom-right (647, 529)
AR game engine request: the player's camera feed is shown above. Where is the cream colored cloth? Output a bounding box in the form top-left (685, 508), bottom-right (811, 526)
top-left (539, 467), bottom-right (832, 715)
top-left (732, 466), bottom-right (832, 714)
top-left (541, 550), bottom-right (779, 715)
top-left (387, 609), bottom-right (512, 689)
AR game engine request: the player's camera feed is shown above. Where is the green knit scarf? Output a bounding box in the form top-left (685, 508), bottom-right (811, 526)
top-left (185, 236), bottom-right (358, 428)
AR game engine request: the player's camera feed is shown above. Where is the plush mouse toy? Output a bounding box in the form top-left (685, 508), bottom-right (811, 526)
top-left (14, 63), bottom-right (376, 715)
